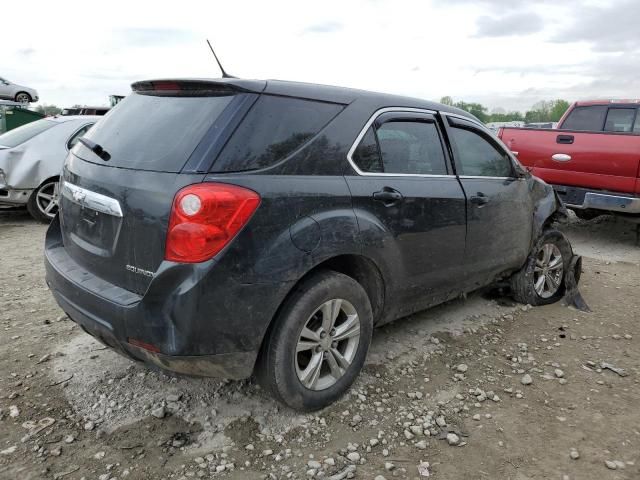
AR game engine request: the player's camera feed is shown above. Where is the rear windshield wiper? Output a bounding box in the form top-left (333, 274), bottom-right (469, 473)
top-left (78, 137), bottom-right (111, 161)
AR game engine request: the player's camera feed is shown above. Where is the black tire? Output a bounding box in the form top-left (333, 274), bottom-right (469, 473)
top-left (510, 229), bottom-right (572, 306)
top-left (14, 92), bottom-right (32, 103)
top-left (256, 270), bottom-right (373, 411)
top-left (27, 179), bottom-right (59, 223)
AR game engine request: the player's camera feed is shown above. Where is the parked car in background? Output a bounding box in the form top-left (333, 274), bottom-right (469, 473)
top-left (0, 76), bottom-right (39, 103)
top-left (498, 100), bottom-right (640, 219)
top-left (45, 78), bottom-right (574, 411)
top-left (61, 106), bottom-right (110, 116)
top-left (0, 116), bottom-right (98, 221)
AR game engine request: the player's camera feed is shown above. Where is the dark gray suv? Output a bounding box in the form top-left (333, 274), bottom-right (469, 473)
top-left (45, 78), bottom-right (574, 411)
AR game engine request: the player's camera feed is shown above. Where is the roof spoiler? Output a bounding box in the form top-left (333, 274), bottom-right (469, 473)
top-left (131, 79), bottom-right (265, 97)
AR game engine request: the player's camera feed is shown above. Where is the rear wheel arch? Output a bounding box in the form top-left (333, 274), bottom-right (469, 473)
top-left (253, 254), bottom-right (386, 373)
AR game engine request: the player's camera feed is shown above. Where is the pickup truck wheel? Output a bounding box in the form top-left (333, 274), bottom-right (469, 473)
top-left (510, 229), bottom-right (572, 306)
top-left (256, 270), bottom-right (373, 411)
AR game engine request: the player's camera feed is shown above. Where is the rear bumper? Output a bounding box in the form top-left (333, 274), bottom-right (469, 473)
top-left (44, 215), bottom-right (293, 379)
top-left (0, 187), bottom-right (32, 206)
top-left (50, 285), bottom-right (255, 379)
top-left (553, 184), bottom-right (640, 214)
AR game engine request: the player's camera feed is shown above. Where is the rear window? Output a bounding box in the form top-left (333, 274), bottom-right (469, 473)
top-left (211, 95), bottom-right (343, 172)
top-left (74, 93), bottom-right (234, 172)
top-left (0, 119), bottom-right (57, 148)
top-left (561, 105), bottom-right (607, 131)
top-left (604, 108), bottom-right (636, 133)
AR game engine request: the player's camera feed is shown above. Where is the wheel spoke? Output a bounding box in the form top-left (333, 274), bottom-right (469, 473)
top-left (548, 255), bottom-right (563, 270)
top-left (299, 351), bottom-right (323, 389)
top-left (545, 273), bottom-right (559, 292)
top-left (296, 340), bottom-right (319, 353)
top-left (321, 299), bottom-right (342, 332)
top-left (44, 201), bottom-right (56, 214)
top-left (333, 314), bottom-right (360, 342)
top-left (300, 326), bottom-right (321, 343)
top-left (325, 349), bottom-right (345, 379)
top-left (37, 193), bottom-right (53, 201)
top-left (534, 275), bottom-right (546, 295)
top-left (330, 347), bottom-right (352, 370)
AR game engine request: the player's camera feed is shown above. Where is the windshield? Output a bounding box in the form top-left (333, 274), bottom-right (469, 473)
top-left (74, 92), bottom-right (234, 172)
top-left (0, 119), bottom-right (57, 148)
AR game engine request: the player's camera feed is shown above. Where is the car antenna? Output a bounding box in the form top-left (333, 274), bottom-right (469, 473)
top-left (206, 39), bottom-right (236, 78)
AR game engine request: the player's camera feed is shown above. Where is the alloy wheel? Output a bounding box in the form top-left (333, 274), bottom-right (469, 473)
top-left (295, 299), bottom-right (361, 391)
top-left (36, 181), bottom-right (59, 219)
top-left (533, 243), bottom-right (563, 298)
top-left (16, 93), bottom-right (30, 103)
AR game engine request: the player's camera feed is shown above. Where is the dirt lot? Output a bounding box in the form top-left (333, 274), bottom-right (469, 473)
top-left (1, 209), bottom-right (639, 480)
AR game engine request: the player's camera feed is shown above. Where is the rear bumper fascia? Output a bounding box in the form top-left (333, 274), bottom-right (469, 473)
top-left (49, 284), bottom-right (255, 379)
top-left (552, 184), bottom-right (640, 214)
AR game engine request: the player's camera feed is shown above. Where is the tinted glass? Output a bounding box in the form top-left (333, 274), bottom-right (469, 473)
top-left (352, 127), bottom-right (382, 172)
top-left (212, 95), bottom-right (343, 172)
top-left (75, 93), bottom-right (234, 172)
top-left (604, 108), bottom-right (636, 133)
top-left (375, 121), bottom-right (447, 175)
top-left (561, 105), bottom-right (607, 131)
top-left (0, 119), bottom-right (57, 148)
top-left (450, 127), bottom-right (513, 177)
top-left (67, 124), bottom-right (93, 149)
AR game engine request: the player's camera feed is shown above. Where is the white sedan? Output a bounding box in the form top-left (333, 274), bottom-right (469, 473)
top-left (0, 76), bottom-right (39, 103)
top-left (0, 116), bottom-right (99, 222)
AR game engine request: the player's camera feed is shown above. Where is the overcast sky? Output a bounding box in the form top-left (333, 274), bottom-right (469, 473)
top-left (2, 0), bottom-right (636, 112)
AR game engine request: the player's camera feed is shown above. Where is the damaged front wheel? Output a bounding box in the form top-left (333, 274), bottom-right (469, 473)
top-left (510, 229), bottom-right (572, 306)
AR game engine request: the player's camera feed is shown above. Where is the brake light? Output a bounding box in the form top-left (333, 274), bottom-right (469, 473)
top-left (165, 183), bottom-right (260, 263)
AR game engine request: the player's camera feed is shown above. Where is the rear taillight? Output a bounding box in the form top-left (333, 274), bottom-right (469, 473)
top-left (165, 183), bottom-right (260, 263)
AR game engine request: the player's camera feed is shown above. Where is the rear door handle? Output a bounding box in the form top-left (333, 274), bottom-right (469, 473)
top-left (470, 192), bottom-right (489, 206)
top-left (552, 153), bottom-right (572, 162)
top-left (373, 188), bottom-right (403, 206)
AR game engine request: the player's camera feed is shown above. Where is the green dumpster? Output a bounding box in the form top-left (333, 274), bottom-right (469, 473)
top-left (0, 100), bottom-right (45, 135)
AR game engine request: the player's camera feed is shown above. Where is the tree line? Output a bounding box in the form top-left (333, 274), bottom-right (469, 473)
top-left (439, 97), bottom-right (571, 124)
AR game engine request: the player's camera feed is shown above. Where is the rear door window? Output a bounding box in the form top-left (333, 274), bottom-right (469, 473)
top-left (212, 95), bottom-right (343, 172)
top-left (561, 106), bottom-right (607, 131)
top-left (0, 119), bottom-right (57, 148)
top-left (604, 108), bottom-right (636, 133)
top-left (352, 116), bottom-right (448, 175)
top-left (74, 93), bottom-right (234, 172)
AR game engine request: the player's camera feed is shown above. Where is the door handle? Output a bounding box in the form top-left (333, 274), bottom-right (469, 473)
top-left (552, 153), bottom-right (572, 162)
top-left (470, 192), bottom-right (489, 206)
top-left (557, 134), bottom-right (574, 144)
top-left (373, 188), bottom-right (403, 206)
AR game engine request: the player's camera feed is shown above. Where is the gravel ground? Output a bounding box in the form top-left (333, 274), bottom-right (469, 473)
top-left (0, 208), bottom-right (639, 480)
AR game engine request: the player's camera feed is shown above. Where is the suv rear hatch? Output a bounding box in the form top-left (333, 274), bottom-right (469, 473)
top-left (59, 79), bottom-right (262, 295)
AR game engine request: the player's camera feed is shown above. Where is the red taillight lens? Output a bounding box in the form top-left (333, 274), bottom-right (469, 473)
top-left (165, 183), bottom-right (260, 263)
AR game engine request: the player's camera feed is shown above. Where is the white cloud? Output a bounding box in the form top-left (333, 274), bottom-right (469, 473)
top-left (1, 0), bottom-right (635, 112)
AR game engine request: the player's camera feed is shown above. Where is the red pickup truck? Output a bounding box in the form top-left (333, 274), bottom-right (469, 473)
top-left (498, 100), bottom-right (640, 218)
